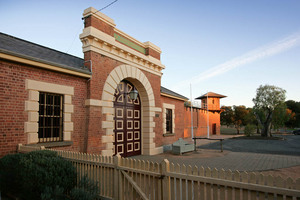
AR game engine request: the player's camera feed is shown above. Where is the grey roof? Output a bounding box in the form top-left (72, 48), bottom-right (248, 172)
top-left (0, 32), bottom-right (189, 99)
top-left (0, 32), bottom-right (90, 74)
top-left (195, 92), bottom-right (226, 99)
top-left (161, 86), bottom-right (188, 100)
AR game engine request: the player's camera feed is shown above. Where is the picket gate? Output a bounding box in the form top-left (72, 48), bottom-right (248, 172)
top-left (18, 146), bottom-right (300, 200)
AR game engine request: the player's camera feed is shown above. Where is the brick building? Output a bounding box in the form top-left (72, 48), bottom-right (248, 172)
top-left (184, 92), bottom-right (226, 138)
top-left (0, 7), bottom-right (225, 157)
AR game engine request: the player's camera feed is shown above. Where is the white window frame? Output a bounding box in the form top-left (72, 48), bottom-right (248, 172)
top-left (25, 79), bottom-right (74, 144)
top-left (163, 103), bottom-right (175, 134)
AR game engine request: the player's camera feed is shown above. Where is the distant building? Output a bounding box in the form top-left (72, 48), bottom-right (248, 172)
top-left (184, 92), bottom-right (226, 138)
top-left (0, 7), bottom-right (225, 157)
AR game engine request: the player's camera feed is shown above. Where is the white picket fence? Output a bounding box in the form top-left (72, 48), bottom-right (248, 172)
top-left (17, 146), bottom-right (300, 199)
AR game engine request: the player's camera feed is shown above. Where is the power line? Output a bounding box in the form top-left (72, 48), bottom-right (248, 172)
top-left (66, 0), bottom-right (119, 54)
top-left (97, 0), bottom-right (118, 12)
top-left (82, 0), bottom-right (119, 20)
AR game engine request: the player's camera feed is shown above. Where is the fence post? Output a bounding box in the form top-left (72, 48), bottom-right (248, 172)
top-left (161, 159), bottom-right (171, 200)
top-left (220, 139), bottom-right (223, 152)
top-left (113, 154), bottom-right (121, 200)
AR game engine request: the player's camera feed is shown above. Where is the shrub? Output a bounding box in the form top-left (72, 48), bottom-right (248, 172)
top-left (244, 124), bottom-right (256, 136)
top-left (70, 175), bottom-right (100, 200)
top-left (0, 153), bottom-right (23, 197)
top-left (0, 150), bottom-right (76, 200)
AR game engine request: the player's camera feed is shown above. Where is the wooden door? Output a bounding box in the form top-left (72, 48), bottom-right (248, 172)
top-left (212, 123), bottom-right (217, 135)
top-left (113, 81), bottom-right (141, 157)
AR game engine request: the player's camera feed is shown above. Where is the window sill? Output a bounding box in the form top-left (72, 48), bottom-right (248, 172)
top-left (26, 141), bottom-right (73, 148)
top-left (163, 133), bottom-right (175, 137)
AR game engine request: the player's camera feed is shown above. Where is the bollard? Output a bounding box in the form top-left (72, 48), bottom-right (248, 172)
top-left (220, 140), bottom-right (223, 152)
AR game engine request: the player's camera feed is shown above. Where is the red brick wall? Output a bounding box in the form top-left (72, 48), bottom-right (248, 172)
top-left (201, 97), bottom-right (221, 110)
top-left (0, 60), bottom-right (88, 157)
top-left (146, 48), bottom-right (160, 60)
top-left (84, 15), bottom-right (114, 37)
top-left (84, 51), bottom-right (124, 154)
top-left (184, 107), bottom-right (221, 138)
top-left (83, 14), bottom-right (166, 154)
top-left (155, 96), bottom-right (185, 147)
top-left (84, 51), bottom-right (164, 153)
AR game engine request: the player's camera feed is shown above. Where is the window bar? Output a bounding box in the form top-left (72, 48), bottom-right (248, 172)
top-left (60, 95), bottom-right (63, 141)
top-left (42, 93), bottom-right (46, 142)
top-left (38, 92), bottom-right (63, 143)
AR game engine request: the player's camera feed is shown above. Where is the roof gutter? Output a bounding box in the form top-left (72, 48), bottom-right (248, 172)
top-left (161, 92), bottom-right (188, 101)
top-left (0, 50), bottom-right (91, 78)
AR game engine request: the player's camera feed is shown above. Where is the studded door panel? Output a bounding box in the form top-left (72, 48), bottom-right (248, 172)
top-left (114, 81), bottom-right (141, 157)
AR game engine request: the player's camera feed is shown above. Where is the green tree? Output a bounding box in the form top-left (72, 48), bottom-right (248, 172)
top-left (272, 104), bottom-right (293, 131)
top-left (285, 100), bottom-right (300, 128)
top-left (232, 105), bottom-right (249, 134)
top-left (244, 107), bottom-right (260, 134)
top-left (244, 108), bottom-right (256, 125)
top-left (252, 84), bottom-right (286, 137)
top-left (220, 106), bottom-right (234, 127)
top-left (244, 124), bottom-right (256, 136)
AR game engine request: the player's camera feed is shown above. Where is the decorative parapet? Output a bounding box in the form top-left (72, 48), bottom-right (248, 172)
top-left (114, 32), bottom-right (146, 55)
top-left (80, 7), bottom-right (165, 76)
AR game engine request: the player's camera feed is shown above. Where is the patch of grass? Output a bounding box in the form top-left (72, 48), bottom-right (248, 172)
top-left (220, 125), bottom-right (244, 135)
top-left (221, 132), bottom-right (238, 135)
top-left (231, 136), bottom-right (284, 140)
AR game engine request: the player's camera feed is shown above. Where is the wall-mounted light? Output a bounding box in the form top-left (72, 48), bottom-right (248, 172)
top-left (129, 88), bottom-right (138, 101)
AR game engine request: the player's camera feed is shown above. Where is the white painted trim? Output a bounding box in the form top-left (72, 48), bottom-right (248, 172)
top-left (163, 103), bottom-right (176, 134)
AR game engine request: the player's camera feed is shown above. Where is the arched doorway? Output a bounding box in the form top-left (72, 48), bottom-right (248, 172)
top-left (113, 80), bottom-right (141, 157)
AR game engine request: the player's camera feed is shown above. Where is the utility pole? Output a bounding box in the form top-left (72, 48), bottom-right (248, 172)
top-left (207, 91), bottom-right (210, 138)
top-left (190, 84), bottom-right (193, 139)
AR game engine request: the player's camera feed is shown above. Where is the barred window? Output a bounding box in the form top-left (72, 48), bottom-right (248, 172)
top-left (166, 108), bottom-right (173, 133)
top-left (38, 92), bottom-right (63, 142)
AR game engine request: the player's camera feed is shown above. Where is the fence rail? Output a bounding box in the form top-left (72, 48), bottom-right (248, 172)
top-left (18, 146), bottom-right (300, 200)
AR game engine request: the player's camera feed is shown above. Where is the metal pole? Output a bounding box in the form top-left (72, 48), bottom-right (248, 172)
top-left (220, 140), bottom-right (223, 152)
top-left (190, 84), bottom-right (194, 139)
top-left (207, 91), bottom-right (210, 138)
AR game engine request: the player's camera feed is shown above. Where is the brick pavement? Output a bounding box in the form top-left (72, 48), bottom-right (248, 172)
top-left (133, 150), bottom-right (300, 172)
top-left (133, 135), bottom-right (300, 172)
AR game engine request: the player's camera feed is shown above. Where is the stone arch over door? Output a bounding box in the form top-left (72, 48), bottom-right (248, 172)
top-left (100, 64), bottom-right (162, 156)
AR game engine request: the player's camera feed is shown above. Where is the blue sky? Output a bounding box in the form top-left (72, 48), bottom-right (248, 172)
top-left (1, 0), bottom-right (299, 107)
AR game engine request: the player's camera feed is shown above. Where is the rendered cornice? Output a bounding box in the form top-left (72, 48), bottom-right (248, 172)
top-left (114, 29), bottom-right (162, 54)
top-left (143, 41), bottom-right (162, 54)
top-left (114, 28), bottom-right (146, 50)
top-left (80, 27), bottom-right (165, 76)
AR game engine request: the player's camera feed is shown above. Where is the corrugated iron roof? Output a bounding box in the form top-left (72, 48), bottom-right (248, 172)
top-left (161, 86), bottom-right (188, 100)
top-left (195, 92), bottom-right (226, 99)
top-left (0, 32), bottom-right (91, 74)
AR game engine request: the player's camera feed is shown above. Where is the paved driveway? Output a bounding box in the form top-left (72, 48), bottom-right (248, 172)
top-left (133, 135), bottom-right (300, 172)
top-left (199, 135), bottom-right (300, 156)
